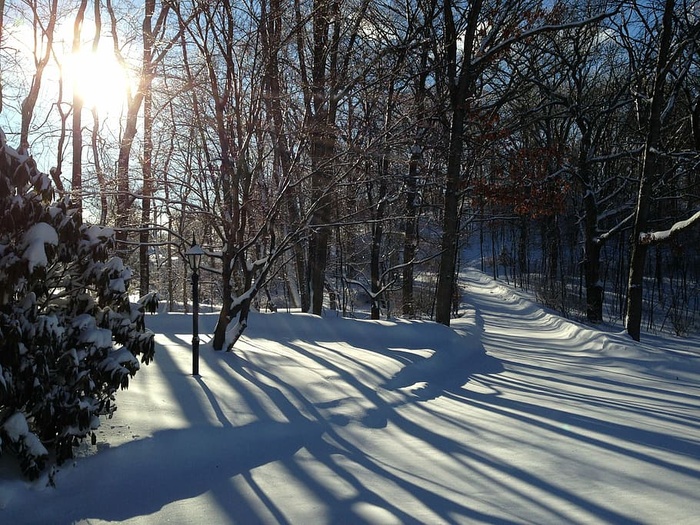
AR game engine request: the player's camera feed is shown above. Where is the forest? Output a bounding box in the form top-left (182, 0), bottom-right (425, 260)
top-left (1, 0), bottom-right (699, 348)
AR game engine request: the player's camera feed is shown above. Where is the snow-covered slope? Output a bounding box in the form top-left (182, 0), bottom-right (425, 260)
top-left (2, 269), bottom-right (699, 524)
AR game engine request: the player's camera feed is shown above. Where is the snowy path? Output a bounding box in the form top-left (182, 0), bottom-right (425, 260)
top-left (452, 269), bottom-right (700, 524)
top-left (2, 269), bottom-right (699, 524)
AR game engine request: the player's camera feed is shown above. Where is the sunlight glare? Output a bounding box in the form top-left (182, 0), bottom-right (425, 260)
top-left (67, 48), bottom-right (129, 117)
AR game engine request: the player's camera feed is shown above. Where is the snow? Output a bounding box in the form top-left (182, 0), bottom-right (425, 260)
top-left (2, 413), bottom-right (29, 442)
top-left (1, 414), bottom-right (48, 460)
top-left (72, 314), bottom-right (113, 350)
top-left (640, 209), bottom-right (700, 244)
top-left (20, 222), bottom-right (58, 272)
top-left (21, 435), bottom-right (49, 461)
top-left (108, 278), bottom-right (127, 293)
top-left (246, 256), bottom-right (269, 272)
top-left (78, 326), bottom-right (112, 349)
top-left (82, 224), bottom-right (114, 245)
top-left (1, 268), bottom-right (699, 524)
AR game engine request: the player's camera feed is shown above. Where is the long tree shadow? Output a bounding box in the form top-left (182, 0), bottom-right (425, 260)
top-left (23, 298), bottom-right (696, 525)
top-left (21, 420), bottom-right (322, 524)
top-left (227, 300), bottom-right (700, 523)
top-left (215, 339), bottom-right (527, 524)
top-left (231, 330), bottom-right (653, 524)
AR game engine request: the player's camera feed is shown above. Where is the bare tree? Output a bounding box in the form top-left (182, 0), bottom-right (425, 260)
top-left (172, 0), bottom-right (288, 349)
top-left (139, 0), bottom-right (156, 296)
top-left (0, 0), bottom-right (5, 114)
top-left (626, 0), bottom-right (700, 340)
top-left (70, 0), bottom-right (89, 218)
top-left (519, 6), bottom-right (638, 322)
top-left (259, 0), bottom-right (307, 309)
top-left (19, 0), bottom-right (59, 152)
top-left (106, 0), bottom-right (173, 253)
top-left (295, 0), bottom-right (375, 315)
top-left (431, 1), bottom-right (615, 326)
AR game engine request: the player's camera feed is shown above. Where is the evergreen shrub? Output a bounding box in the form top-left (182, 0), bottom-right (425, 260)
top-left (0, 129), bottom-right (156, 480)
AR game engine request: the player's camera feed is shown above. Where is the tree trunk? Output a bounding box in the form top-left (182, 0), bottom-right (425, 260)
top-left (113, 88), bottom-right (143, 252)
top-left (209, 122), bottom-right (240, 353)
top-left (307, 189), bottom-right (332, 314)
top-left (0, 0), bottom-right (4, 114)
top-left (107, 0), bottom-right (166, 254)
top-left (369, 83), bottom-right (394, 320)
top-left (306, 139), bottom-right (334, 316)
top-left (70, 2), bottom-right (87, 219)
top-left (19, 0), bottom-right (58, 150)
top-left (626, 0), bottom-right (674, 341)
top-left (582, 173), bottom-right (603, 322)
top-left (91, 109), bottom-right (108, 224)
top-left (139, 0), bottom-right (155, 297)
top-left (435, 105), bottom-right (466, 325)
top-left (403, 144), bottom-right (420, 317)
top-left (434, 0), bottom-right (482, 326)
top-left (261, 0), bottom-right (306, 310)
top-left (305, 0), bottom-right (339, 316)
top-left (518, 216), bottom-right (528, 289)
top-left (369, 177), bottom-right (386, 320)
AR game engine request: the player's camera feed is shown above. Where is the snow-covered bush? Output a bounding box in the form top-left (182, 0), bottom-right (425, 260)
top-left (0, 129), bottom-right (156, 480)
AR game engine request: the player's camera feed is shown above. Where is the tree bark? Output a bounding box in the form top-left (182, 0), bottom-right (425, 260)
top-left (71, 1), bottom-right (88, 219)
top-left (0, 0), bottom-right (4, 114)
top-left (305, 0), bottom-right (340, 315)
top-left (435, 0), bottom-right (482, 326)
top-left (580, 132), bottom-right (604, 323)
top-left (435, 104), bottom-right (467, 325)
top-left (262, 0), bottom-right (306, 310)
top-left (403, 143), bottom-right (420, 317)
top-left (19, 0), bottom-right (58, 150)
top-left (90, 109), bottom-right (108, 225)
top-left (626, 0), bottom-right (675, 341)
top-left (139, 0), bottom-right (155, 296)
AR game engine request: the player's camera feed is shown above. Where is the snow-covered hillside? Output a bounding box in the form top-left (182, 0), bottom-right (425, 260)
top-left (1, 268), bottom-right (699, 524)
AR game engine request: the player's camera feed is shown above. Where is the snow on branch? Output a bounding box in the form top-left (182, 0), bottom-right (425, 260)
top-left (596, 211), bottom-right (635, 244)
top-left (640, 210), bottom-right (700, 244)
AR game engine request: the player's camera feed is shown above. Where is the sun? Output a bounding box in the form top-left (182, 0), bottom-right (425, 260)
top-left (67, 47), bottom-right (130, 117)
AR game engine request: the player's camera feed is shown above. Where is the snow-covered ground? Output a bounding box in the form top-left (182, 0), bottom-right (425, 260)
top-left (1, 268), bottom-right (699, 524)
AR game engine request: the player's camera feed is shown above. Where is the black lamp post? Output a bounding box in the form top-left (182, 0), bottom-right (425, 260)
top-left (186, 236), bottom-right (205, 376)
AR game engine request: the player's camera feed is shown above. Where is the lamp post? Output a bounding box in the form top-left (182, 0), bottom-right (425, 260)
top-left (186, 236), bottom-right (205, 376)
